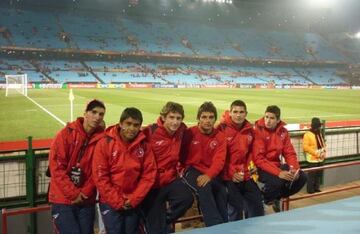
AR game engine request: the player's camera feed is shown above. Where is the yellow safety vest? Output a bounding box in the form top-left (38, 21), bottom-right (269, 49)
top-left (303, 131), bottom-right (326, 163)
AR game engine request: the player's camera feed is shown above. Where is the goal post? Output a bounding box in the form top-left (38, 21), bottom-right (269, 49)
top-left (5, 74), bottom-right (28, 97)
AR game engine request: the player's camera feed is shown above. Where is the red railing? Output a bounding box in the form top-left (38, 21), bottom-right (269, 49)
top-left (2, 160), bottom-right (360, 234)
top-left (282, 160), bottom-right (360, 211)
top-left (2, 205), bottom-right (50, 234)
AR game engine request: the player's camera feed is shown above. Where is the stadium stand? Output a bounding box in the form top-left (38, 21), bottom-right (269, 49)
top-left (0, 5), bottom-right (356, 86)
top-left (0, 8), bottom-right (67, 49)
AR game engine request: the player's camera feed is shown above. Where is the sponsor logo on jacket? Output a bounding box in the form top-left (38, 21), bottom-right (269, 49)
top-left (155, 140), bottom-right (164, 146)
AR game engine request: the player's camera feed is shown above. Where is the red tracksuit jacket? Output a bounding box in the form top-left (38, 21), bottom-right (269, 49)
top-left (218, 114), bottom-right (254, 181)
top-left (48, 117), bottom-right (104, 205)
top-left (146, 117), bottom-right (186, 188)
top-left (181, 126), bottom-right (226, 178)
top-left (252, 117), bottom-right (300, 176)
top-left (92, 124), bottom-right (156, 210)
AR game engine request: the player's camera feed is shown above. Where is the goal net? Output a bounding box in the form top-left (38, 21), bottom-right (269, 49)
top-left (5, 74), bottom-right (28, 97)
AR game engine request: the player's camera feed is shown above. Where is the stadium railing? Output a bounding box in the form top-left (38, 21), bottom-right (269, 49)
top-left (2, 160), bottom-right (360, 234)
top-left (1, 127), bottom-right (360, 233)
top-left (282, 160), bottom-right (360, 211)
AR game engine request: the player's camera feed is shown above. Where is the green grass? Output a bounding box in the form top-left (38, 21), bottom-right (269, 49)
top-left (0, 88), bottom-right (359, 141)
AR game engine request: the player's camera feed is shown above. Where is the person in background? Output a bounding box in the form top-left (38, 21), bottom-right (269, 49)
top-left (252, 105), bottom-right (307, 212)
top-left (303, 117), bottom-right (326, 194)
top-left (219, 100), bottom-right (264, 220)
top-left (93, 107), bottom-right (156, 234)
top-left (181, 102), bottom-right (227, 226)
top-left (142, 101), bottom-right (193, 234)
top-left (48, 99), bottom-right (106, 234)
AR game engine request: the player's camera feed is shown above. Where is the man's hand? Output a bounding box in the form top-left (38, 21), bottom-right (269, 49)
top-left (290, 167), bottom-right (300, 181)
top-left (319, 151), bottom-right (326, 160)
top-left (232, 171), bottom-right (244, 183)
top-left (197, 174), bottom-right (211, 187)
top-left (71, 192), bottom-right (88, 205)
top-left (123, 199), bottom-right (132, 210)
top-left (278, 170), bottom-right (295, 181)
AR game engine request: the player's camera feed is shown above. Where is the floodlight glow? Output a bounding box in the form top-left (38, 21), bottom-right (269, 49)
top-left (201, 0), bottom-right (232, 3)
top-left (307, 0), bottom-right (336, 9)
top-left (356, 32), bottom-right (360, 39)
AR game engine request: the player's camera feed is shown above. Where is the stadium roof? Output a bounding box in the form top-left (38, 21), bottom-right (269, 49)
top-left (2, 0), bottom-right (360, 33)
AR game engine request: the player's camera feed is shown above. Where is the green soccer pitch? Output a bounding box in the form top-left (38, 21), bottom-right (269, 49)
top-left (0, 88), bottom-right (359, 141)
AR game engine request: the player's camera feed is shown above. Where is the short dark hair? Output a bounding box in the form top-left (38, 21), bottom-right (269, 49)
top-left (197, 102), bottom-right (217, 120)
top-left (265, 105), bottom-right (281, 120)
top-left (230, 100), bottom-right (247, 111)
top-left (160, 101), bottom-right (184, 119)
top-left (311, 117), bottom-right (321, 129)
top-left (120, 107), bottom-right (143, 124)
top-left (85, 99), bottom-right (105, 112)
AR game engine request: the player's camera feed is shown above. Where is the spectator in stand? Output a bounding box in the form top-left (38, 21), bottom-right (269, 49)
top-left (48, 99), bottom-right (106, 234)
top-left (92, 107), bottom-right (156, 234)
top-left (181, 102), bottom-right (227, 226)
top-left (218, 100), bottom-right (264, 220)
top-left (252, 105), bottom-right (307, 212)
top-left (142, 102), bottom-right (194, 234)
top-left (303, 117), bottom-right (326, 194)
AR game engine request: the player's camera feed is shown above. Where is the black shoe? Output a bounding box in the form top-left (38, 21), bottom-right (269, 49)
top-left (307, 190), bottom-right (315, 194)
top-left (315, 189), bottom-right (322, 193)
top-left (272, 199), bottom-right (281, 213)
top-left (167, 224), bottom-right (175, 233)
top-left (264, 199), bottom-right (281, 212)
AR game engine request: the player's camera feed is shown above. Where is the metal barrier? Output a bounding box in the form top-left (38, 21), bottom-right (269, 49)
top-left (1, 127), bottom-right (359, 208)
top-left (1, 127), bottom-right (360, 233)
top-left (174, 160), bottom-right (360, 225)
top-left (2, 205), bottom-right (50, 234)
top-left (0, 137), bottom-right (49, 209)
top-left (282, 160), bottom-right (360, 211)
top-left (290, 127), bottom-right (360, 164)
top-left (1, 161), bottom-right (360, 233)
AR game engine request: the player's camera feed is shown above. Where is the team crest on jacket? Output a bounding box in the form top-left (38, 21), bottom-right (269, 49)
top-left (135, 147), bottom-right (144, 158)
top-left (209, 140), bottom-right (218, 149)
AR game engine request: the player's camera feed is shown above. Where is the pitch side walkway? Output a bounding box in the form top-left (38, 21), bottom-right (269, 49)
top-left (182, 196), bottom-right (360, 234)
top-left (0, 139), bottom-right (52, 152)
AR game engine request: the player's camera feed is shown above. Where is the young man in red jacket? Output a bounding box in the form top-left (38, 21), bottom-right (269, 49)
top-left (219, 100), bottom-right (264, 220)
top-left (252, 105), bottom-right (307, 212)
top-left (142, 102), bottom-right (193, 234)
top-left (181, 102), bottom-right (227, 227)
top-left (48, 99), bottom-right (106, 234)
top-left (93, 107), bottom-right (156, 234)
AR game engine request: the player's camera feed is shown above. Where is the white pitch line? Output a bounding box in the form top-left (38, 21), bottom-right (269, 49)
top-left (25, 96), bottom-right (66, 126)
